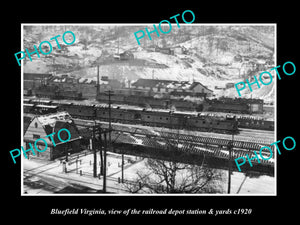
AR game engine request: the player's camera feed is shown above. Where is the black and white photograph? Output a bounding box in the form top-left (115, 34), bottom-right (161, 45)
top-left (3, 3), bottom-right (299, 220)
top-left (21, 24), bottom-right (276, 195)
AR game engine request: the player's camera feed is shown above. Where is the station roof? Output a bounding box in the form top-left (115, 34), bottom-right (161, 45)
top-left (36, 111), bottom-right (72, 127)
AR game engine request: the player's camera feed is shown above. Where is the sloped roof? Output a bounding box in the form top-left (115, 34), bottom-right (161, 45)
top-left (132, 79), bottom-right (174, 88)
top-left (33, 112), bottom-right (81, 145)
top-left (189, 82), bottom-right (213, 92)
top-left (132, 79), bottom-right (211, 91)
top-left (37, 111), bottom-right (72, 127)
top-left (24, 111), bottom-right (81, 146)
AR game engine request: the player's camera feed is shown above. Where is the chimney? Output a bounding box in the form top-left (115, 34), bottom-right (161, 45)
top-left (128, 79), bottom-right (131, 89)
top-left (96, 65), bottom-right (100, 97)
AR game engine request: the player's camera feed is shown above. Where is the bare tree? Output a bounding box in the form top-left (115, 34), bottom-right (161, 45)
top-left (123, 158), bottom-right (224, 194)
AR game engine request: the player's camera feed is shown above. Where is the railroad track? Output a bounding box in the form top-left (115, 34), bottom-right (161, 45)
top-left (24, 97), bottom-right (275, 133)
top-left (74, 118), bottom-right (274, 147)
top-left (73, 118), bottom-right (275, 167)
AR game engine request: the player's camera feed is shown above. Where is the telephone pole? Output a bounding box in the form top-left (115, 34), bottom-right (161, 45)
top-left (103, 131), bottom-right (107, 193)
top-left (96, 65), bottom-right (100, 98)
top-left (103, 90), bottom-right (114, 191)
top-left (92, 122), bottom-right (97, 178)
top-left (105, 90), bottom-right (113, 145)
top-left (227, 132), bottom-right (234, 194)
top-left (121, 153), bottom-right (124, 183)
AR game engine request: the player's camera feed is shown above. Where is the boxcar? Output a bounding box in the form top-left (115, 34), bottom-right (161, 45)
top-left (140, 110), bottom-right (181, 128)
top-left (59, 104), bottom-right (95, 119)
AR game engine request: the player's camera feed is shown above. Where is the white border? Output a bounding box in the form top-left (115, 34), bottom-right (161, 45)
top-left (21, 23), bottom-right (277, 196)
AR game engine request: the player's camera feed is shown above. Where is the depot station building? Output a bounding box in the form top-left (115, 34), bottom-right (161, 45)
top-left (23, 112), bottom-right (81, 160)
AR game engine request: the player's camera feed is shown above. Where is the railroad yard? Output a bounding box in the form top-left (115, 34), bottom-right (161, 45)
top-left (21, 25), bottom-right (275, 194)
top-left (23, 95), bottom-right (275, 194)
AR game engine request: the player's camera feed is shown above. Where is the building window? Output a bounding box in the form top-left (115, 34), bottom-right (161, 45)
top-left (33, 134), bottom-right (40, 139)
top-left (34, 122), bottom-right (38, 128)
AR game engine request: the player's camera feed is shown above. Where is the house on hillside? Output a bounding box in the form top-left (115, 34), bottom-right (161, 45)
top-left (225, 83), bottom-right (235, 89)
top-left (188, 82), bottom-right (213, 97)
top-left (114, 50), bottom-right (134, 60)
top-left (155, 47), bottom-right (174, 55)
top-left (23, 112), bottom-right (81, 161)
top-left (120, 51), bottom-right (134, 60)
top-left (172, 46), bottom-right (188, 54)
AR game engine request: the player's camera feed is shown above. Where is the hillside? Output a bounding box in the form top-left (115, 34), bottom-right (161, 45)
top-left (23, 25), bottom-right (275, 103)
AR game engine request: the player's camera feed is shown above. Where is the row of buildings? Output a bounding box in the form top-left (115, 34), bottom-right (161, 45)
top-left (24, 73), bottom-right (214, 99)
top-left (131, 79), bottom-right (213, 97)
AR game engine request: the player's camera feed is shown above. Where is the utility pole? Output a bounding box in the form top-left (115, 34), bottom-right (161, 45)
top-left (65, 141), bottom-right (69, 162)
top-left (227, 132), bottom-right (234, 194)
top-left (96, 65), bottom-right (100, 98)
top-left (103, 131), bottom-right (107, 193)
top-left (106, 90), bottom-right (113, 146)
top-left (121, 154), bottom-right (124, 183)
top-left (92, 122), bottom-right (97, 178)
top-left (103, 90), bottom-right (113, 192)
top-left (98, 126), bottom-right (104, 176)
top-left (104, 89), bottom-right (124, 183)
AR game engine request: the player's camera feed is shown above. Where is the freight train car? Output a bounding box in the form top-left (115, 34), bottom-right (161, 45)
top-left (57, 103), bottom-right (238, 134)
top-left (24, 103), bottom-right (35, 113)
top-left (237, 116), bottom-right (274, 131)
top-left (206, 101), bottom-right (249, 114)
top-left (58, 103), bottom-right (96, 119)
top-left (205, 98), bottom-right (263, 114)
top-left (186, 114), bottom-right (238, 133)
top-left (139, 110), bottom-right (183, 128)
top-left (96, 107), bottom-right (143, 124)
top-left (23, 103), bottom-right (58, 115)
top-left (24, 99), bottom-right (273, 132)
top-left (97, 93), bottom-right (263, 114)
top-left (34, 85), bottom-right (83, 100)
top-left (97, 94), bottom-right (198, 111)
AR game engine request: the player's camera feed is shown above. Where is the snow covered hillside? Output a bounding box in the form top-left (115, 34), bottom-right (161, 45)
top-left (23, 25), bottom-right (275, 103)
